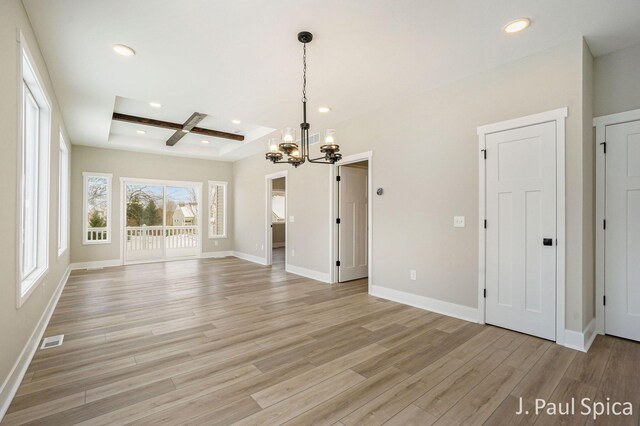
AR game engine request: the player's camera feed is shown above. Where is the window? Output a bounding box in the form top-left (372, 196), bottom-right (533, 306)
top-left (83, 172), bottom-right (112, 244)
top-left (272, 191), bottom-right (286, 223)
top-left (18, 36), bottom-right (51, 306)
top-left (208, 181), bottom-right (227, 238)
top-left (58, 134), bottom-right (69, 256)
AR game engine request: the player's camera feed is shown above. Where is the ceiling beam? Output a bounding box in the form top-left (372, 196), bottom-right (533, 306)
top-left (112, 112), bottom-right (245, 142)
top-left (165, 112), bottom-right (207, 146)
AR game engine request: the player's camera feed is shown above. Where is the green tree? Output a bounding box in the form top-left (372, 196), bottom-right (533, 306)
top-left (143, 199), bottom-right (162, 226)
top-left (127, 195), bottom-right (145, 226)
top-left (88, 210), bottom-right (106, 228)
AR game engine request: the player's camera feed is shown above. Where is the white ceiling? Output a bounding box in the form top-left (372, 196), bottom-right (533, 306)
top-left (22, 0), bottom-right (640, 161)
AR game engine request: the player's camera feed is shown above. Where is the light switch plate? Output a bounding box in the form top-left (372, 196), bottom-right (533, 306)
top-left (289, 216), bottom-right (295, 223)
top-left (454, 216), bottom-right (465, 228)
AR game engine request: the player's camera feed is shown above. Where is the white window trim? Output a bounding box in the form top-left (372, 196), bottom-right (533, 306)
top-left (16, 31), bottom-right (52, 308)
top-left (271, 190), bottom-right (286, 224)
top-left (57, 132), bottom-right (70, 257)
top-left (83, 172), bottom-right (113, 245)
top-left (208, 181), bottom-right (228, 239)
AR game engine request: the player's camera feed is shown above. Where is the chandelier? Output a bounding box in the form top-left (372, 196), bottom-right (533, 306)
top-left (265, 31), bottom-right (341, 168)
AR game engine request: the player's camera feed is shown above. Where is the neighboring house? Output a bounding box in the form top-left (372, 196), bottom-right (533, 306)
top-left (172, 204), bottom-right (196, 226)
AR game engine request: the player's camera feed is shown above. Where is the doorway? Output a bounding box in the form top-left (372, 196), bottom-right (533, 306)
top-left (271, 177), bottom-right (286, 268)
top-left (478, 108), bottom-right (567, 344)
top-left (121, 178), bottom-right (202, 264)
top-left (265, 171), bottom-right (287, 267)
top-left (595, 111), bottom-right (640, 342)
top-left (331, 152), bottom-right (373, 284)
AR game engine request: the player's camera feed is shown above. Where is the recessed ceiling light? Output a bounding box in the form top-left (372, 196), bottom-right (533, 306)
top-left (112, 44), bottom-right (136, 57)
top-left (149, 102), bottom-right (162, 108)
top-left (201, 140), bottom-right (209, 144)
top-left (136, 130), bottom-right (146, 134)
top-left (503, 18), bottom-right (531, 34)
top-left (231, 119), bottom-right (241, 124)
top-left (318, 107), bottom-right (331, 113)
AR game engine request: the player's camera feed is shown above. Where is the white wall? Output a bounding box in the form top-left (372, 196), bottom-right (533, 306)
top-left (70, 146), bottom-right (233, 264)
top-left (594, 42), bottom-right (640, 117)
top-left (0, 0), bottom-right (71, 405)
top-left (234, 157), bottom-right (330, 273)
top-left (582, 40), bottom-right (595, 330)
top-left (233, 39), bottom-right (593, 333)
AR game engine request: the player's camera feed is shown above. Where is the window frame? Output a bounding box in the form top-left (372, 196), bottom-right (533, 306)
top-left (57, 132), bottom-right (70, 257)
top-left (207, 180), bottom-right (228, 239)
top-left (16, 32), bottom-right (52, 308)
top-left (271, 190), bottom-right (286, 224)
top-left (83, 172), bottom-right (113, 245)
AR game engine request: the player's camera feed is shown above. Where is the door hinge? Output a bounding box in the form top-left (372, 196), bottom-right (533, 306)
top-left (336, 218), bottom-right (341, 224)
top-left (336, 260), bottom-right (341, 267)
top-left (603, 219), bottom-right (607, 230)
top-left (484, 219), bottom-right (487, 229)
top-left (336, 175), bottom-right (341, 182)
top-left (483, 289), bottom-right (486, 298)
top-left (481, 149), bottom-right (487, 160)
top-left (603, 295), bottom-right (606, 306)
top-left (600, 142), bottom-right (607, 154)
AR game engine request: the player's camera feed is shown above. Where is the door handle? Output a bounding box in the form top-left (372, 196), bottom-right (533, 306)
top-left (543, 238), bottom-right (553, 246)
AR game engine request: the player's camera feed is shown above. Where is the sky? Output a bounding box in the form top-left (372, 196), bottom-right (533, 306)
top-left (126, 184), bottom-right (198, 205)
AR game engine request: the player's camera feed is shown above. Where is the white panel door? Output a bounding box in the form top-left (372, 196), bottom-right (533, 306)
top-left (486, 121), bottom-right (557, 340)
top-left (605, 120), bottom-right (640, 342)
top-left (339, 166), bottom-right (368, 282)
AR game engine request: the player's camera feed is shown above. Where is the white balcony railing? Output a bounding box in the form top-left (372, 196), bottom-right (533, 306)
top-left (87, 227), bottom-right (108, 242)
top-left (125, 226), bottom-right (198, 252)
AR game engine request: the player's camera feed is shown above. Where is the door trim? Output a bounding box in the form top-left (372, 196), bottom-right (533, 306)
top-left (119, 177), bottom-right (203, 265)
top-left (594, 108), bottom-right (640, 336)
top-left (477, 107), bottom-right (567, 345)
top-left (329, 151), bottom-right (373, 287)
top-left (265, 170), bottom-right (288, 267)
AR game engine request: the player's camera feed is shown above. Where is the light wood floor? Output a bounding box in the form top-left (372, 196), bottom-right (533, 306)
top-left (3, 249), bottom-right (639, 425)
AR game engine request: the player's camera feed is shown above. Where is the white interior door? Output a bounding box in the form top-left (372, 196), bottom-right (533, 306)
top-left (486, 121), bottom-right (557, 340)
top-left (605, 120), bottom-right (640, 342)
top-left (338, 166), bottom-right (368, 282)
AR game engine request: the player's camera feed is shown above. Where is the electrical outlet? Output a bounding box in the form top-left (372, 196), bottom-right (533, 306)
top-left (410, 270), bottom-right (417, 280)
top-left (454, 216), bottom-right (466, 228)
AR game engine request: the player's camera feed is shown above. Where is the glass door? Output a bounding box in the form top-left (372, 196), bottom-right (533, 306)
top-left (123, 180), bottom-right (201, 263)
top-left (124, 183), bottom-right (165, 262)
top-left (165, 186), bottom-right (200, 258)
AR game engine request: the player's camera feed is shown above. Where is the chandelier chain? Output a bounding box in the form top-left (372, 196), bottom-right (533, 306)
top-left (302, 42), bottom-right (307, 102)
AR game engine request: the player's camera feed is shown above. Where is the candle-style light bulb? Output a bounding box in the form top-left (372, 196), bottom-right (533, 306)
top-left (282, 127), bottom-right (296, 143)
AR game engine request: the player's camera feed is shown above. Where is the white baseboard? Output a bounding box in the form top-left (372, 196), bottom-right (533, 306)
top-left (286, 264), bottom-right (331, 283)
top-left (200, 251), bottom-right (233, 259)
top-left (70, 259), bottom-right (122, 270)
top-left (232, 251), bottom-right (268, 266)
top-left (563, 318), bottom-right (597, 352)
top-left (71, 253), bottom-right (234, 269)
top-left (272, 242), bottom-right (285, 248)
top-left (0, 265), bottom-right (71, 422)
top-left (369, 285), bottom-right (479, 323)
